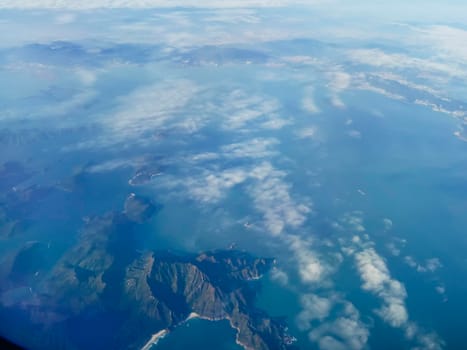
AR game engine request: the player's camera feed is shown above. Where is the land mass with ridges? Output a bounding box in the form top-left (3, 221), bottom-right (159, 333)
top-left (0, 193), bottom-right (296, 350)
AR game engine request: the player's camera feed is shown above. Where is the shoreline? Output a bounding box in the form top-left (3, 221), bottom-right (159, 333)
top-left (140, 329), bottom-right (168, 350)
top-left (140, 312), bottom-right (252, 350)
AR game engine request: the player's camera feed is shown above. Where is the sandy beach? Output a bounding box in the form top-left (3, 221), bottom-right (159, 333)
top-left (140, 329), bottom-right (168, 350)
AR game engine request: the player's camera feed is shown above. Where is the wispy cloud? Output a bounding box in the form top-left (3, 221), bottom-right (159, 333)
top-left (404, 256), bottom-right (442, 273)
top-left (348, 238), bottom-right (444, 349)
top-left (55, 13), bottom-right (76, 24)
top-left (302, 87), bottom-right (320, 114)
top-left (414, 25), bottom-right (467, 65)
top-left (221, 138), bottom-right (279, 158)
top-left (309, 302), bottom-right (369, 350)
top-left (105, 79), bottom-right (200, 141)
top-left (184, 166), bottom-right (250, 203)
top-left (356, 248), bottom-right (408, 327)
top-left (288, 235), bottom-right (327, 283)
top-left (215, 89), bottom-right (286, 131)
top-left (327, 70), bottom-right (351, 109)
top-left (297, 293), bottom-right (334, 327)
top-left (0, 0), bottom-right (332, 9)
top-left (249, 164), bottom-right (311, 236)
top-left (296, 126), bottom-right (318, 139)
top-left (348, 48), bottom-right (464, 79)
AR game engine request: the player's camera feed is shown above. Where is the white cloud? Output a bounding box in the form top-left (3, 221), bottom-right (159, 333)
top-left (302, 87), bottom-right (320, 114)
top-left (386, 242), bottom-right (401, 257)
top-left (370, 72), bottom-right (444, 97)
top-left (189, 152), bottom-right (220, 162)
top-left (383, 218), bottom-right (393, 231)
top-left (249, 163), bottom-right (311, 235)
top-left (270, 267), bottom-right (289, 285)
top-left (105, 79), bottom-right (199, 141)
top-left (327, 70), bottom-right (351, 109)
top-left (404, 256), bottom-right (442, 273)
top-left (221, 138), bottom-right (279, 159)
top-left (425, 258), bottom-right (442, 272)
top-left (215, 90), bottom-right (285, 131)
top-left (260, 117), bottom-right (291, 129)
top-left (348, 48), bottom-right (465, 79)
top-left (282, 55), bottom-right (322, 66)
top-left (309, 302), bottom-right (369, 350)
top-left (202, 9), bottom-right (261, 24)
top-left (347, 129), bottom-right (361, 139)
top-left (296, 127), bottom-right (318, 139)
top-left (55, 13), bottom-right (76, 24)
top-left (355, 248), bottom-right (408, 328)
top-left (341, 234), bottom-right (443, 348)
top-left (288, 235), bottom-right (333, 285)
top-left (415, 99), bottom-right (465, 119)
top-left (74, 68), bottom-right (97, 86)
top-left (41, 90), bottom-right (98, 118)
top-left (328, 70), bottom-right (351, 91)
top-left (159, 160), bottom-right (310, 236)
top-left (405, 322), bottom-right (445, 350)
top-left (330, 95), bottom-right (345, 109)
top-left (340, 211), bottom-right (365, 233)
top-left (353, 74), bottom-right (406, 101)
top-left (297, 293), bottom-right (333, 329)
top-left (186, 167), bottom-right (250, 203)
top-left (0, 0), bottom-right (332, 9)
top-left (415, 25), bottom-right (467, 65)
top-left (85, 158), bottom-right (143, 173)
top-left (377, 301), bottom-right (409, 328)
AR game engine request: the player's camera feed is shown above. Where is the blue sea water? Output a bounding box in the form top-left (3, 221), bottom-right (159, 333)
top-left (2, 8), bottom-right (467, 350)
top-left (153, 319), bottom-right (242, 350)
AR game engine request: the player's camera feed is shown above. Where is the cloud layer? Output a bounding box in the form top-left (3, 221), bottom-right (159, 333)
top-left (0, 0), bottom-right (328, 9)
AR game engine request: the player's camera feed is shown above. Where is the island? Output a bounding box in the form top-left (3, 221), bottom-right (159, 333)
top-left (0, 193), bottom-right (297, 350)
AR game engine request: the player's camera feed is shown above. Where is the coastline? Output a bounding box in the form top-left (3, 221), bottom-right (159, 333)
top-left (140, 329), bottom-right (168, 350)
top-left (141, 311), bottom-right (258, 350)
top-left (181, 313), bottom-right (252, 350)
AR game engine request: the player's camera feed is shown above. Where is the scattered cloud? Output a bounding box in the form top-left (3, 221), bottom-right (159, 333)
top-left (340, 211), bottom-right (366, 233)
top-left (41, 90), bottom-right (98, 118)
top-left (347, 129), bottom-right (361, 139)
top-left (351, 244), bottom-right (444, 349)
top-left (185, 166), bottom-right (250, 203)
top-left (404, 256), bottom-right (442, 273)
top-left (75, 68), bottom-right (97, 86)
top-left (414, 25), bottom-right (467, 65)
top-left (270, 267), bottom-right (289, 285)
top-left (0, 0), bottom-right (333, 9)
top-left (348, 49), bottom-right (463, 78)
top-left (297, 293), bottom-right (334, 328)
top-left (249, 163), bottom-right (311, 235)
top-left (104, 79), bottom-right (199, 141)
top-left (405, 322), bottom-right (445, 350)
top-left (214, 89), bottom-right (285, 131)
top-left (415, 99), bottom-right (465, 119)
top-left (55, 13), bottom-right (76, 24)
top-left (309, 302), bottom-right (369, 350)
top-left (84, 158), bottom-right (142, 173)
top-left (355, 248), bottom-right (408, 327)
top-left (383, 218), bottom-right (393, 231)
top-left (296, 127), bottom-right (318, 139)
top-left (327, 70), bottom-right (351, 109)
top-left (353, 74), bottom-right (406, 101)
top-left (287, 235), bottom-right (341, 287)
top-left (302, 87), bottom-right (320, 114)
top-left (221, 138), bottom-right (279, 159)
